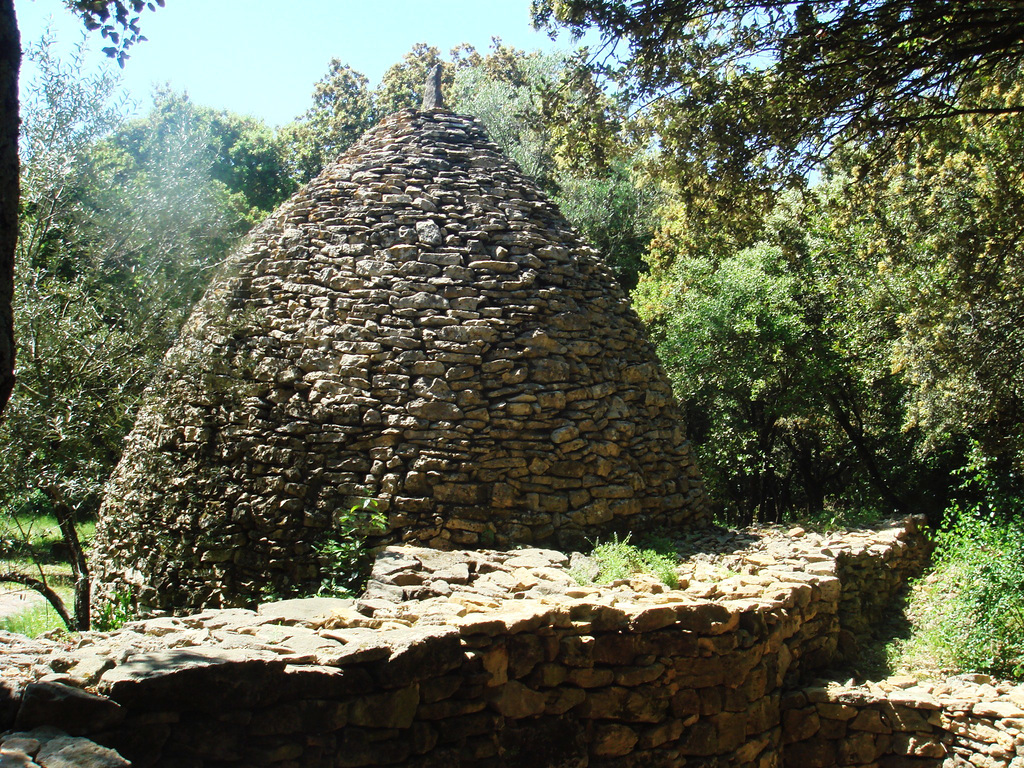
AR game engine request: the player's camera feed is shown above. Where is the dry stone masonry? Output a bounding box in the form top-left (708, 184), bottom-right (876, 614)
top-left (782, 675), bottom-right (1024, 768)
top-left (90, 106), bottom-right (707, 613)
top-left (6, 518), bottom-right (995, 768)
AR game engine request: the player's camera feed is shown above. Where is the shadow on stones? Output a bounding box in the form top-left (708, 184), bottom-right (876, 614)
top-left (670, 525), bottom-right (762, 560)
top-left (831, 584), bottom-right (916, 683)
top-left (497, 714), bottom-right (587, 767)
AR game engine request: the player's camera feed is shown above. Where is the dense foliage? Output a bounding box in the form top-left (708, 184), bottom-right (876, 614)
top-left (2, 41), bottom-right (264, 522)
top-left (897, 499), bottom-right (1024, 680)
top-left (0, 38), bottom-right (273, 628)
top-left (533, 1), bottom-right (1024, 522)
top-left (536, 0), bottom-right (1024, 677)
top-left (532, 1), bottom-right (1024, 181)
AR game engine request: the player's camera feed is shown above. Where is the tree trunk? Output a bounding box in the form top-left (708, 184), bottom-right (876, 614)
top-left (0, 0), bottom-right (18, 419)
top-left (826, 390), bottom-right (907, 515)
top-left (46, 486), bottom-right (91, 631)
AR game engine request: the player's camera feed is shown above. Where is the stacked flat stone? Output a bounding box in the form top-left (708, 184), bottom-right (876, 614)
top-left (2, 519), bottom-right (937, 768)
top-left (90, 107), bottom-right (707, 613)
top-left (782, 676), bottom-right (1024, 767)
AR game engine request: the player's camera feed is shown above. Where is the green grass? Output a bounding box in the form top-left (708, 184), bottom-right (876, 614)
top-left (573, 534), bottom-right (680, 589)
top-left (1, 512), bottom-right (95, 636)
top-left (1, 512), bottom-right (94, 578)
top-left (0, 597), bottom-right (70, 637)
top-left (1, 512), bottom-right (95, 560)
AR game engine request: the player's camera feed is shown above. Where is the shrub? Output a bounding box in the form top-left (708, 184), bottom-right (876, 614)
top-left (898, 513), bottom-right (1024, 680)
top-left (315, 498), bottom-right (387, 598)
top-left (576, 534), bottom-right (680, 589)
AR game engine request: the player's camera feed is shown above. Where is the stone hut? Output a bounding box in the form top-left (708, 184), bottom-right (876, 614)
top-left (91, 104), bottom-right (708, 612)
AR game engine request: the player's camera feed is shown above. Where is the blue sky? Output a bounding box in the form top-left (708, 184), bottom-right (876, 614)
top-left (14, 0), bottom-right (594, 127)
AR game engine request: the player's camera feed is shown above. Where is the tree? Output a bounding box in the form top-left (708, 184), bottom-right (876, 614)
top-left (114, 89), bottom-right (294, 217)
top-left (553, 161), bottom-right (661, 289)
top-left (280, 61), bottom-right (375, 184)
top-left (532, 1), bottom-right (1024, 272)
top-left (635, 182), bottom-right (919, 522)
top-left (1, 40), bottom-right (256, 631)
top-left (531, 0), bottom-right (1024, 508)
top-left (453, 41), bottom-right (624, 183)
top-left (0, 0), bottom-right (20, 419)
top-left (829, 83), bottom-right (1024, 475)
top-left (533, 1), bottom-right (1024, 170)
top-left (0, 0), bottom-right (162, 421)
top-left (634, 86), bottom-right (1024, 519)
top-left (0, 33), bottom-right (132, 629)
top-left (649, 242), bottom-right (815, 521)
top-left (452, 44), bottom-right (562, 186)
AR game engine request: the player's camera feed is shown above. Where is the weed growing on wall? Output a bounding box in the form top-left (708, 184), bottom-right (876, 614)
top-left (93, 588), bottom-right (136, 632)
top-left (316, 498), bottom-right (387, 598)
top-left (573, 534), bottom-right (680, 589)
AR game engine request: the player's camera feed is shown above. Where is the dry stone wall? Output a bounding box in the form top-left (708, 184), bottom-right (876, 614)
top-left (91, 108), bottom-right (707, 614)
top-left (1, 519), bottom-right (952, 768)
top-left (782, 676), bottom-right (1024, 767)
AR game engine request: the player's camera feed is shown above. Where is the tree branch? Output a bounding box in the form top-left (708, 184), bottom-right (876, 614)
top-left (0, 572), bottom-right (73, 630)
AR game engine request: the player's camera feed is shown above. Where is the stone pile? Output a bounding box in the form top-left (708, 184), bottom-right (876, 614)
top-left (0, 727), bottom-right (129, 768)
top-left (1, 518), bottom-right (950, 768)
top-left (91, 106), bottom-right (707, 614)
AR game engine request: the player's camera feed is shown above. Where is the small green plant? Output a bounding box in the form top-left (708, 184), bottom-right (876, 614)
top-left (315, 498), bottom-right (387, 598)
top-left (93, 588), bottom-right (136, 632)
top-left (575, 534), bottom-right (680, 589)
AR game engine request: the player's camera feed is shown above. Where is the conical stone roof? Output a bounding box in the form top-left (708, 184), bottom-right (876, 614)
top-left (92, 108), bottom-right (708, 612)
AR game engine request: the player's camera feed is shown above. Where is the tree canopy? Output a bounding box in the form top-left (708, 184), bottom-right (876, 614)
top-left (68, 0), bottom-right (163, 66)
top-left (533, 0), bottom-right (1024, 519)
top-left (533, 0), bottom-right (1024, 167)
top-left (1, 0), bottom-right (165, 421)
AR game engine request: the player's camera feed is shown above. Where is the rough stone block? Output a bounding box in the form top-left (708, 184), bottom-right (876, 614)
top-left (15, 683), bottom-right (123, 735)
